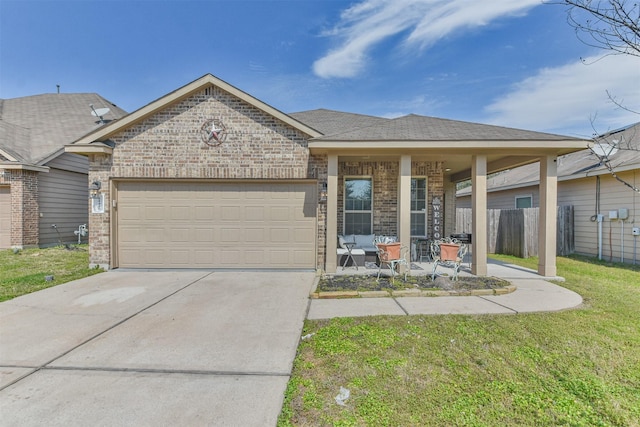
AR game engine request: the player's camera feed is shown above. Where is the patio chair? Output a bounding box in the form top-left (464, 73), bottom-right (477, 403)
top-left (376, 243), bottom-right (409, 283)
top-left (430, 238), bottom-right (468, 281)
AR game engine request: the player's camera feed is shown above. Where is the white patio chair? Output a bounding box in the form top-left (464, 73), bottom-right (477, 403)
top-left (430, 238), bottom-right (468, 281)
top-left (376, 244), bottom-right (409, 283)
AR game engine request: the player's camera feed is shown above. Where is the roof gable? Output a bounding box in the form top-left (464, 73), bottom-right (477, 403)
top-left (71, 74), bottom-right (322, 147)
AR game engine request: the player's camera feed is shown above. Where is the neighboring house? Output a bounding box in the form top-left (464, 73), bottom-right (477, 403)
top-left (66, 74), bottom-right (586, 276)
top-left (457, 122), bottom-right (640, 264)
top-left (0, 94), bottom-right (127, 249)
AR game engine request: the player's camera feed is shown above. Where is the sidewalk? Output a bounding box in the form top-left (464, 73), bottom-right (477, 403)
top-left (307, 260), bottom-right (583, 320)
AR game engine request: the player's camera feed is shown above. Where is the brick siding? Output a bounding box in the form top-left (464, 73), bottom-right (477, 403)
top-left (88, 87), bottom-right (320, 268)
top-left (337, 160), bottom-right (444, 237)
top-left (85, 86), bottom-right (446, 269)
top-left (1, 170), bottom-right (39, 248)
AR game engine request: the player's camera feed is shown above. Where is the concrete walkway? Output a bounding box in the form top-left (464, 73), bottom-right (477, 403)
top-left (0, 271), bottom-right (315, 427)
top-left (307, 260), bottom-right (583, 319)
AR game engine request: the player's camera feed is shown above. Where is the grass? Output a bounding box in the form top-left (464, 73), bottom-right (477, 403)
top-left (279, 254), bottom-right (640, 427)
top-left (0, 245), bottom-right (103, 302)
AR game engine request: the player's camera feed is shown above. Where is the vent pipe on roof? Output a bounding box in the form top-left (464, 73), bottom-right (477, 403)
top-left (56, 84), bottom-right (60, 94)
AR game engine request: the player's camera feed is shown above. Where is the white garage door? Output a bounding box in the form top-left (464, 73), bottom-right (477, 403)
top-left (0, 186), bottom-right (10, 249)
top-left (116, 181), bottom-right (317, 269)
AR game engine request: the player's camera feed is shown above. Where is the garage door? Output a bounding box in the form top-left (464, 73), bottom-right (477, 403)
top-left (0, 187), bottom-right (10, 249)
top-left (116, 181), bottom-right (317, 269)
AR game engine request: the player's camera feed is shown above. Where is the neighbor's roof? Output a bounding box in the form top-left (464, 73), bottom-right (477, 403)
top-left (0, 93), bottom-right (127, 165)
top-left (457, 122), bottom-right (640, 196)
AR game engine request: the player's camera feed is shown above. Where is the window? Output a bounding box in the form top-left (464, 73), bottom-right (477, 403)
top-left (411, 178), bottom-right (427, 236)
top-left (344, 178), bottom-right (372, 234)
top-left (515, 195), bottom-right (532, 209)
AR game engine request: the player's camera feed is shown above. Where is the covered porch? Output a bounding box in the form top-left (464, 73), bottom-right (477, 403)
top-left (308, 116), bottom-right (586, 278)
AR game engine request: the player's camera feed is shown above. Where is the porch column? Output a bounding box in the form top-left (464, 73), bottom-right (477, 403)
top-left (471, 155), bottom-right (487, 276)
top-left (538, 155), bottom-right (557, 277)
top-left (325, 154), bottom-right (339, 273)
top-left (398, 155), bottom-right (412, 272)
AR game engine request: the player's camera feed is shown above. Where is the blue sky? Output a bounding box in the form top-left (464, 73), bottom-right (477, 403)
top-left (1, 0), bottom-right (638, 138)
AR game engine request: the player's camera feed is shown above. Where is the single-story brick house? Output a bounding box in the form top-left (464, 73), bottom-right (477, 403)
top-left (66, 74), bottom-right (586, 276)
top-left (457, 122), bottom-right (639, 263)
top-left (0, 94), bottom-right (126, 249)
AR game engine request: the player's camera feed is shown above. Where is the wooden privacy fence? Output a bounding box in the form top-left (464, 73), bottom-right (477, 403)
top-left (455, 206), bottom-right (574, 258)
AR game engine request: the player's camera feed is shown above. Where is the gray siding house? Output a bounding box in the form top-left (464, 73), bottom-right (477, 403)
top-left (457, 122), bottom-right (640, 264)
top-left (0, 94), bottom-right (127, 248)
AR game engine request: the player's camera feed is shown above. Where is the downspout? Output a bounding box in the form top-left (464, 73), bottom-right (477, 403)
top-left (621, 219), bottom-right (625, 263)
top-left (590, 176), bottom-right (603, 260)
top-left (598, 214), bottom-right (603, 260)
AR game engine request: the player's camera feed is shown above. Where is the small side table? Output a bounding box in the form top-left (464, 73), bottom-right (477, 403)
top-left (342, 242), bottom-right (359, 270)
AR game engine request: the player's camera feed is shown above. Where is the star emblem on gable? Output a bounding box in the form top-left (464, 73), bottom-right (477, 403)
top-left (200, 118), bottom-right (227, 146)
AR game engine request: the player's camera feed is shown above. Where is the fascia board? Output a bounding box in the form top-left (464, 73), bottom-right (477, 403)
top-left (309, 139), bottom-right (588, 152)
top-left (64, 143), bottom-right (114, 156)
top-left (0, 163), bottom-right (50, 172)
top-left (0, 148), bottom-right (17, 162)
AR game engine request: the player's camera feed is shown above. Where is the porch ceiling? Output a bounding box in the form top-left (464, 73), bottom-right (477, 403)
top-left (322, 146), bottom-right (584, 183)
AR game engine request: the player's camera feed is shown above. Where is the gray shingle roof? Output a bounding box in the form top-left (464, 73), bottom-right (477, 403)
top-left (289, 109), bottom-right (389, 136)
top-left (0, 93), bottom-right (127, 165)
top-left (293, 111), bottom-right (580, 141)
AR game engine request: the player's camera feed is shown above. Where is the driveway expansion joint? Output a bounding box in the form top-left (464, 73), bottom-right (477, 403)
top-left (42, 365), bottom-right (292, 377)
top-left (0, 272), bottom-right (216, 392)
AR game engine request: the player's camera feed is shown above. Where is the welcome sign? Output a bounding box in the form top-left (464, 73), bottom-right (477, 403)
top-left (432, 196), bottom-right (441, 240)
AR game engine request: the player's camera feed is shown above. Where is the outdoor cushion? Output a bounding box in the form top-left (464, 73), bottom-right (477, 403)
top-left (342, 234), bottom-right (356, 244)
top-left (354, 234), bottom-right (375, 249)
top-left (336, 248), bottom-right (366, 256)
top-left (337, 234), bottom-right (377, 253)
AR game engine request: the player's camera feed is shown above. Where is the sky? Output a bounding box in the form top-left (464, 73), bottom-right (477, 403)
top-left (1, 0), bottom-right (638, 139)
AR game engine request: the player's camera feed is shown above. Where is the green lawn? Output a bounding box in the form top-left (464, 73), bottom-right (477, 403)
top-left (0, 245), bottom-right (103, 302)
top-left (279, 255), bottom-right (640, 427)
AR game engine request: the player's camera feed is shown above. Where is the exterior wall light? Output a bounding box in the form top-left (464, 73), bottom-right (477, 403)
top-left (320, 181), bottom-right (328, 202)
top-left (89, 180), bottom-right (102, 199)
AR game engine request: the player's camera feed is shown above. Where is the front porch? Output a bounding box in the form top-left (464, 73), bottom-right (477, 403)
top-left (307, 258), bottom-right (582, 319)
top-left (319, 154), bottom-right (562, 278)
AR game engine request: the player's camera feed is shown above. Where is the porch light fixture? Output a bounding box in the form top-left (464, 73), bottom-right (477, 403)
top-left (320, 181), bottom-right (328, 202)
top-left (89, 180), bottom-right (102, 199)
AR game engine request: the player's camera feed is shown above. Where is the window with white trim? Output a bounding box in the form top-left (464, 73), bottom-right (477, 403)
top-left (515, 195), bottom-right (532, 209)
top-left (411, 177), bottom-right (427, 236)
top-left (344, 177), bottom-right (372, 235)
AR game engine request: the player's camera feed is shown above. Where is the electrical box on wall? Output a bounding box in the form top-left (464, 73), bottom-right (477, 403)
top-left (633, 227), bottom-right (640, 236)
top-left (618, 208), bottom-right (629, 220)
top-left (609, 210), bottom-right (618, 220)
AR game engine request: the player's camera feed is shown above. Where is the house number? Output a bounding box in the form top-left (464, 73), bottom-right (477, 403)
top-left (432, 196), bottom-right (441, 239)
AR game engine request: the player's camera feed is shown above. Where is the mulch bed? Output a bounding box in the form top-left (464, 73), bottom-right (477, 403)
top-left (318, 274), bottom-right (510, 293)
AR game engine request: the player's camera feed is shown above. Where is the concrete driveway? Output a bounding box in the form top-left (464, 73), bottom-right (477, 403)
top-left (0, 270), bottom-right (315, 426)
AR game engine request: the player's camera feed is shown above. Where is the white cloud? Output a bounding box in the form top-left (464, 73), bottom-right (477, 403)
top-left (312, 0), bottom-right (540, 78)
top-left (484, 54), bottom-right (640, 137)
